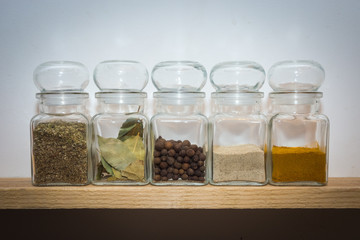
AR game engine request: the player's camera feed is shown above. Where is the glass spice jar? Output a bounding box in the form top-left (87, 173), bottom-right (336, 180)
top-left (267, 60), bottom-right (329, 186)
top-left (209, 61), bottom-right (267, 185)
top-left (92, 60), bottom-right (149, 185)
top-left (30, 61), bottom-right (91, 186)
top-left (150, 61), bottom-right (208, 185)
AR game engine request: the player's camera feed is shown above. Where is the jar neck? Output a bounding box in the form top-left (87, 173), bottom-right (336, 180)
top-left (40, 104), bottom-right (86, 114)
top-left (154, 92), bottom-right (205, 115)
top-left (269, 92), bottom-right (322, 114)
top-left (37, 92), bottom-right (88, 114)
top-left (96, 92), bottom-right (146, 114)
top-left (211, 92), bottom-right (263, 115)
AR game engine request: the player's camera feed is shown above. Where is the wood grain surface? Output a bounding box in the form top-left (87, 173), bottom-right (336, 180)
top-left (0, 178), bottom-right (359, 209)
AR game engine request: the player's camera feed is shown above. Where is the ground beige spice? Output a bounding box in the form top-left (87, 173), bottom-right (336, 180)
top-left (212, 144), bottom-right (265, 183)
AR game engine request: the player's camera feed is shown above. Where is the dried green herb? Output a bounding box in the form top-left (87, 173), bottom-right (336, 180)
top-left (32, 120), bottom-right (88, 185)
top-left (97, 118), bottom-right (145, 182)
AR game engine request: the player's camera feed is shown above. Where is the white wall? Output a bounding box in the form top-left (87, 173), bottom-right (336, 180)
top-left (1, 0), bottom-right (359, 177)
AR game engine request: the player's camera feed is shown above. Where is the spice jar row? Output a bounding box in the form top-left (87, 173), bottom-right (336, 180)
top-left (30, 60), bottom-right (329, 186)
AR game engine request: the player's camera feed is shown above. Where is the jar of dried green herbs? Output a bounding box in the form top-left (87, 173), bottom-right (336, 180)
top-left (30, 61), bottom-right (91, 186)
top-left (92, 60), bottom-right (149, 185)
top-left (150, 61), bottom-right (209, 186)
top-left (209, 61), bottom-right (267, 186)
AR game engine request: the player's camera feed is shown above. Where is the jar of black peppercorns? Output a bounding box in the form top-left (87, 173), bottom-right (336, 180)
top-left (150, 61), bottom-right (209, 185)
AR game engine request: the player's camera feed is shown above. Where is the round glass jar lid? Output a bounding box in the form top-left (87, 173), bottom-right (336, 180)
top-left (34, 61), bottom-right (89, 92)
top-left (210, 61), bottom-right (265, 92)
top-left (268, 60), bottom-right (325, 92)
top-left (94, 60), bottom-right (149, 91)
top-left (151, 61), bottom-right (207, 92)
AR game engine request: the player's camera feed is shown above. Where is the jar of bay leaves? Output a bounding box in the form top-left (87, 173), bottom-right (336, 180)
top-left (150, 61), bottom-right (209, 185)
top-left (92, 60), bottom-right (149, 185)
top-left (267, 60), bottom-right (329, 186)
top-left (209, 61), bottom-right (267, 185)
top-left (30, 61), bottom-right (91, 186)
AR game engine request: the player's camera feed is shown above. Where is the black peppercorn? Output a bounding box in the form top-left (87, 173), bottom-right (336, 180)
top-left (190, 162), bottom-right (198, 170)
top-left (176, 156), bottom-right (183, 163)
top-left (154, 157), bottom-right (161, 165)
top-left (179, 150), bottom-right (186, 157)
top-left (161, 176), bottom-right (168, 181)
top-left (160, 169), bottom-right (168, 176)
top-left (179, 169), bottom-right (185, 175)
top-left (154, 150), bottom-right (161, 157)
top-left (167, 167), bottom-right (174, 173)
top-left (182, 163), bottom-right (190, 170)
top-left (160, 162), bottom-right (168, 169)
top-left (192, 155), bottom-right (199, 162)
top-left (183, 140), bottom-right (190, 147)
top-left (173, 174), bottom-right (179, 180)
top-left (155, 141), bottom-right (164, 151)
top-left (167, 173), bottom-right (174, 179)
top-left (192, 176), bottom-right (199, 181)
top-left (165, 141), bottom-right (173, 150)
top-left (194, 170), bottom-right (201, 177)
top-left (173, 168), bottom-right (179, 175)
top-left (174, 143), bottom-right (182, 152)
top-left (161, 156), bottom-right (167, 162)
top-left (183, 156), bottom-right (190, 163)
top-left (154, 175), bottom-right (161, 181)
top-left (154, 167), bottom-right (161, 174)
top-left (168, 149), bottom-right (176, 157)
top-left (199, 153), bottom-right (206, 161)
top-left (181, 174), bottom-right (188, 180)
top-left (198, 176), bottom-right (205, 181)
top-left (198, 147), bottom-right (203, 153)
top-left (190, 144), bottom-right (198, 151)
top-left (186, 149), bottom-right (195, 157)
top-left (199, 166), bottom-right (205, 172)
top-left (198, 160), bottom-right (204, 167)
top-left (174, 161), bottom-right (182, 169)
top-left (167, 157), bottom-right (175, 166)
top-left (161, 149), bottom-right (168, 156)
top-left (187, 168), bottom-right (194, 176)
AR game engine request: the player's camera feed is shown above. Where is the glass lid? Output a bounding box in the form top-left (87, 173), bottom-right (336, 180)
top-left (151, 61), bottom-right (207, 92)
top-left (94, 60), bottom-right (148, 92)
top-left (268, 60), bottom-right (325, 92)
top-left (34, 61), bottom-right (89, 92)
top-left (210, 61), bottom-right (265, 92)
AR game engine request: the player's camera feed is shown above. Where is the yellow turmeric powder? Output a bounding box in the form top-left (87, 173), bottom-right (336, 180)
top-left (271, 146), bottom-right (327, 183)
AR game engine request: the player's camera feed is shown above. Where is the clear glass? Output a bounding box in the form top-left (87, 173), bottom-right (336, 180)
top-left (94, 60), bottom-right (148, 91)
top-left (92, 93), bottom-right (149, 185)
top-left (31, 61), bottom-right (91, 186)
top-left (268, 93), bottom-right (329, 186)
top-left (34, 61), bottom-right (89, 92)
top-left (150, 93), bottom-right (208, 185)
top-left (268, 60), bottom-right (325, 92)
top-left (31, 93), bottom-right (91, 186)
top-left (210, 61), bottom-right (265, 92)
top-left (210, 92), bottom-right (267, 185)
top-left (92, 60), bottom-right (149, 185)
top-left (151, 61), bottom-right (207, 92)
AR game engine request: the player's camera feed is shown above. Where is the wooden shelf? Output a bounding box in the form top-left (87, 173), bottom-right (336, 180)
top-left (1, 178), bottom-right (359, 209)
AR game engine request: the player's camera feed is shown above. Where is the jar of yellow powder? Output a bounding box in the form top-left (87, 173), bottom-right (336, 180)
top-left (267, 60), bottom-right (329, 186)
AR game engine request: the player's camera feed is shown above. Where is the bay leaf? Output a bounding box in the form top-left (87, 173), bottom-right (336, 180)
top-left (123, 134), bottom-right (145, 161)
top-left (101, 156), bottom-right (113, 175)
top-left (118, 118), bottom-right (144, 141)
top-left (117, 124), bottom-right (136, 141)
top-left (121, 160), bottom-right (145, 181)
top-left (98, 136), bottom-right (136, 171)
